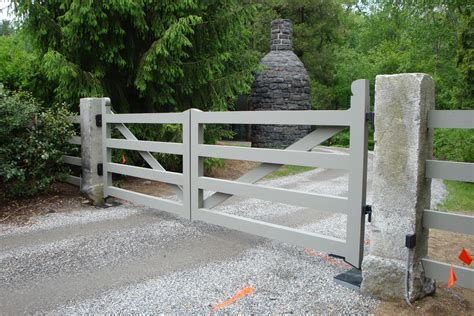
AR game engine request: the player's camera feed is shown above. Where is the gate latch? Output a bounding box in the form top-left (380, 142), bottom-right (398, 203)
top-left (364, 205), bottom-right (372, 222)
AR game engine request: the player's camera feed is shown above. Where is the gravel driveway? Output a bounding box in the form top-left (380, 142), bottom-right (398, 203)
top-left (0, 148), bottom-right (446, 314)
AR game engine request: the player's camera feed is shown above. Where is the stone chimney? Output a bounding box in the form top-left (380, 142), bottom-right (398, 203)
top-left (270, 19), bottom-right (293, 51)
top-left (250, 19), bottom-right (311, 149)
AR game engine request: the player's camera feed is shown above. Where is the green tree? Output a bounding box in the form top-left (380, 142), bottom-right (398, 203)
top-left (13, 0), bottom-right (260, 113)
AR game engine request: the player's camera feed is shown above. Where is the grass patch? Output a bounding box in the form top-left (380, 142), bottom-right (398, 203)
top-left (438, 180), bottom-right (474, 213)
top-left (265, 165), bottom-right (315, 180)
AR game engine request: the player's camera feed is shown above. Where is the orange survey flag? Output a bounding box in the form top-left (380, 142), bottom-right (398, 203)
top-left (458, 248), bottom-right (473, 266)
top-left (121, 154), bottom-right (127, 164)
top-left (211, 287), bottom-right (255, 311)
top-left (447, 265), bottom-right (457, 288)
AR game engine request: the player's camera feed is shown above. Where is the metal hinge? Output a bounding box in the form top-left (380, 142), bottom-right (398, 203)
top-left (96, 114), bottom-right (102, 127)
top-left (364, 205), bottom-right (372, 222)
top-left (405, 234), bottom-right (416, 249)
top-left (365, 112), bottom-right (374, 124)
top-left (97, 163), bottom-right (103, 176)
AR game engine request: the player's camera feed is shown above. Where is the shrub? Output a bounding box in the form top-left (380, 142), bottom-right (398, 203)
top-left (0, 89), bottom-right (75, 197)
top-left (433, 129), bottom-right (474, 163)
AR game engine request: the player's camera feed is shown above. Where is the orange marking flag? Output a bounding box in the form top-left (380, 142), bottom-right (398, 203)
top-left (458, 248), bottom-right (472, 266)
top-left (121, 154), bottom-right (127, 164)
top-left (447, 265), bottom-right (457, 288)
top-left (211, 287), bottom-right (255, 311)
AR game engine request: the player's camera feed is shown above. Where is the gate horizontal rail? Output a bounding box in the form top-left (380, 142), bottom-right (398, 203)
top-left (192, 109), bottom-right (352, 125)
top-left (62, 115), bottom-right (82, 187)
top-left (423, 109), bottom-right (473, 288)
top-left (107, 163), bottom-right (184, 185)
top-left (197, 176), bottom-right (348, 213)
top-left (196, 145), bottom-right (350, 169)
top-left (193, 208), bottom-right (347, 255)
top-left (105, 139), bottom-right (184, 155)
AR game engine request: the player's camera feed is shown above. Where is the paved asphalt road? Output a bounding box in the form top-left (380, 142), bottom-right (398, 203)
top-left (0, 148), bottom-right (446, 314)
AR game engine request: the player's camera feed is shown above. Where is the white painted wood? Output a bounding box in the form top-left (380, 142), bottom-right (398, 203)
top-left (105, 112), bottom-right (185, 124)
top-left (106, 186), bottom-right (184, 216)
top-left (194, 208), bottom-right (347, 255)
top-left (197, 145), bottom-right (350, 169)
top-left (198, 176), bottom-right (348, 213)
top-left (194, 109), bottom-right (351, 126)
top-left (422, 258), bottom-right (474, 289)
top-left (63, 155), bottom-right (82, 166)
top-left (428, 110), bottom-right (474, 129)
top-left (107, 163), bottom-right (183, 185)
top-left (423, 209), bottom-right (474, 235)
top-left (69, 136), bottom-right (81, 145)
top-left (65, 175), bottom-right (81, 187)
top-left (105, 138), bottom-right (184, 155)
top-left (426, 160), bottom-right (474, 183)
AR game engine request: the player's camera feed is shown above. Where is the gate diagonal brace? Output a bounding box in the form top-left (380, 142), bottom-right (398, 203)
top-left (203, 126), bottom-right (346, 209)
top-left (107, 109), bottom-right (184, 199)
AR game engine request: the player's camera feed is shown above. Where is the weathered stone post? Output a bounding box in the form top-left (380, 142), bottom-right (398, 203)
top-left (361, 74), bottom-right (436, 301)
top-left (80, 97), bottom-right (109, 205)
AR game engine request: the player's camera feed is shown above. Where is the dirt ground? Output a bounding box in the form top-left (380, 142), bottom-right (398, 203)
top-left (0, 182), bottom-right (89, 226)
top-left (1, 159), bottom-right (472, 314)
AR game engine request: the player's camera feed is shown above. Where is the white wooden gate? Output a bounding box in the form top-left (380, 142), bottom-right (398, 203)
top-left (101, 79), bottom-right (370, 268)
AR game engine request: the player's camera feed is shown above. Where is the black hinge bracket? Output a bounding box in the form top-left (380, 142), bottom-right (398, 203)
top-left (365, 112), bottom-right (374, 124)
top-left (364, 204), bottom-right (372, 222)
top-left (405, 234), bottom-right (416, 249)
top-left (97, 163), bottom-right (103, 176)
top-left (96, 114), bottom-right (102, 127)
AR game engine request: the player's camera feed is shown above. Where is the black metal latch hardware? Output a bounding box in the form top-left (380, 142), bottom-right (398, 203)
top-left (97, 163), bottom-right (103, 176)
top-left (364, 205), bottom-right (372, 222)
top-left (365, 112), bottom-right (374, 124)
top-left (405, 234), bottom-right (416, 249)
top-left (96, 114), bottom-right (102, 127)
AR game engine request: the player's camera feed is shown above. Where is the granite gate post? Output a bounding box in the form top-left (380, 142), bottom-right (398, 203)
top-left (79, 97), bottom-right (109, 205)
top-left (361, 74), bottom-right (436, 301)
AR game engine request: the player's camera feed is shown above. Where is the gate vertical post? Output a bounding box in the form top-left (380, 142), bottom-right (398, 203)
top-left (79, 97), bottom-right (110, 205)
top-left (346, 79), bottom-right (370, 268)
top-left (182, 109), bottom-right (192, 220)
top-left (361, 74), bottom-right (435, 301)
top-left (190, 109), bottom-right (204, 220)
top-left (101, 101), bottom-right (112, 201)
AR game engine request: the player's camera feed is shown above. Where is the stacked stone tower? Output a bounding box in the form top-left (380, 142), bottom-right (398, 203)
top-left (250, 19), bottom-right (311, 149)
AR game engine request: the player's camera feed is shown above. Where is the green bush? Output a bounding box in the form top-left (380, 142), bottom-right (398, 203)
top-left (0, 89), bottom-right (75, 197)
top-left (433, 129), bottom-right (474, 163)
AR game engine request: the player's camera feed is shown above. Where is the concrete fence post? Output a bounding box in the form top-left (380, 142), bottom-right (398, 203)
top-left (79, 97), bottom-right (110, 205)
top-left (361, 74), bottom-right (436, 301)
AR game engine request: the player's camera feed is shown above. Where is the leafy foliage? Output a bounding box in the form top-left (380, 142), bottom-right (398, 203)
top-left (13, 0), bottom-right (260, 113)
top-left (433, 129), bottom-right (474, 163)
top-left (0, 89), bottom-right (75, 197)
top-left (0, 34), bottom-right (36, 91)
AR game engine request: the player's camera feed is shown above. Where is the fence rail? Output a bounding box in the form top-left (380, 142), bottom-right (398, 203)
top-left (427, 110), bottom-right (474, 129)
top-left (423, 109), bottom-right (474, 289)
top-left (62, 115), bottom-right (82, 187)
